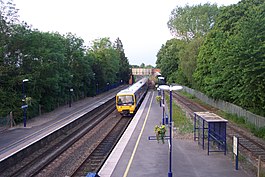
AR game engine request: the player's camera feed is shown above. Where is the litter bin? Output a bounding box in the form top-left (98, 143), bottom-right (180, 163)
top-left (165, 114), bottom-right (169, 125)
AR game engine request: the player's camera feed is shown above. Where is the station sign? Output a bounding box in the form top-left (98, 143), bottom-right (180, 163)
top-left (21, 105), bottom-right (28, 109)
top-left (233, 136), bottom-right (238, 155)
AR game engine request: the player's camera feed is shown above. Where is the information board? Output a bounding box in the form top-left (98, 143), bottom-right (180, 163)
top-left (233, 136), bottom-right (238, 155)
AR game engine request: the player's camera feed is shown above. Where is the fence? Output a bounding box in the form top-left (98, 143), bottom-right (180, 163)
top-left (0, 112), bottom-right (16, 132)
top-left (182, 86), bottom-right (265, 128)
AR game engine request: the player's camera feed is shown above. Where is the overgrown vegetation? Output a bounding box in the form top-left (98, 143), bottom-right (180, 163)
top-left (156, 0), bottom-right (265, 117)
top-left (165, 94), bottom-right (193, 134)
top-left (179, 91), bottom-right (265, 140)
top-left (218, 112), bottom-right (265, 140)
top-left (0, 0), bottom-right (130, 122)
top-left (179, 91), bottom-right (195, 100)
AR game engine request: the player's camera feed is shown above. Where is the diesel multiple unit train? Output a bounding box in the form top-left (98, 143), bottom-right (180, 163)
top-left (116, 77), bottom-right (148, 116)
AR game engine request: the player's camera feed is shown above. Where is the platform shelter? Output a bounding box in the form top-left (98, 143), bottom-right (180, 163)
top-left (194, 112), bottom-right (228, 155)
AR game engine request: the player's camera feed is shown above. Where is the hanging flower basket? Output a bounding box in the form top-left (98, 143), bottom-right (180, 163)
top-left (156, 96), bottom-right (161, 103)
top-left (25, 97), bottom-right (32, 105)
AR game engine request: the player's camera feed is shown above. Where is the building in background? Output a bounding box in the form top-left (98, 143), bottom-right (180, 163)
top-left (132, 68), bottom-right (161, 76)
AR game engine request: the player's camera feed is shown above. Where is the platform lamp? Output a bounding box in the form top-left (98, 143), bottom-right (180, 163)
top-left (157, 87), bottom-right (164, 124)
top-left (96, 83), bottom-right (99, 95)
top-left (159, 84), bottom-right (183, 177)
top-left (158, 76), bottom-right (165, 124)
top-left (157, 87), bottom-right (161, 107)
top-left (69, 88), bottom-right (73, 107)
top-left (22, 79), bottom-right (29, 127)
top-left (93, 73), bottom-right (96, 95)
top-left (69, 75), bottom-right (74, 107)
top-left (107, 82), bottom-right (109, 91)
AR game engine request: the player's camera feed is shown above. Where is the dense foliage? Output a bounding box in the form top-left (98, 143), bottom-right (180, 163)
top-left (157, 0), bottom-right (265, 116)
top-left (157, 3), bottom-right (219, 85)
top-left (0, 0), bottom-right (130, 121)
top-left (167, 3), bottom-right (219, 40)
top-left (194, 0), bottom-right (265, 115)
top-left (156, 39), bottom-right (185, 83)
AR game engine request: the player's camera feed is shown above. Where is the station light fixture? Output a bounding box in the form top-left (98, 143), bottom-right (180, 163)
top-left (158, 84), bottom-right (183, 177)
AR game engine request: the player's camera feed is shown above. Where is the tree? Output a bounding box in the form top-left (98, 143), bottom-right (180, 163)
top-left (179, 37), bottom-right (204, 87)
top-left (88, 38), bottom-right (119, 87)
top-left (145, 65), bottom-right (154, 68)
top-left (156, 38), bottom-right (185, 82)
top-left (0, 0), bottom-right (19, 36)
top-left (0, 1), bottom-right (27, 117)
top-left (64, 33), bottom-right (93, 98)
top-left (0, 1), bottom-right (132, 121)
top-left (167, 3), bottom-right (219, 41)
top-left (194, 0), bottom-right (265, 116)
top-left (140, 63), bottom-right (145, 68)
top-left (114, 37), bottom-right (130, 84)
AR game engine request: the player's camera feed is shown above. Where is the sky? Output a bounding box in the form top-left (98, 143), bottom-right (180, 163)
top-left (14, 0), bottom-right (240, 66)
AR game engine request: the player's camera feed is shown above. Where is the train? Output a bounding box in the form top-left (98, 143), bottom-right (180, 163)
top-left (116, 77), bottom-right (148, 116)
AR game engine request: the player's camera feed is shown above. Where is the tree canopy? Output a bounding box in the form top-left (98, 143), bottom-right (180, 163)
top-left (194, 0), bottom-right (265, 115)
top-left (167, 3), bottom-right (219, 40)
top-left (156, 38), bottom-right (185, 83)
top-left (0, 0), bottom-right (130, 121)
top-left (157, 0), bottom-right (265, 116)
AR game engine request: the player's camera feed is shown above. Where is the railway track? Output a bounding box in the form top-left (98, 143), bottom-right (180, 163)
top-left (71, 117), bottom-right (131, 176)
top-left (171, 91), bottom-right (265, 162)
top-left (0, 99), bottom-right (117, 177)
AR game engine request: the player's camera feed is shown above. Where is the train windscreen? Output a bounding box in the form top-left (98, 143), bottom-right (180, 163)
top-left (117, 95), bottom-right (134, 105)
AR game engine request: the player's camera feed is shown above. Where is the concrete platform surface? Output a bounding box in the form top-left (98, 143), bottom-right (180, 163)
top-left (99, 91), bottom-right (254, 177)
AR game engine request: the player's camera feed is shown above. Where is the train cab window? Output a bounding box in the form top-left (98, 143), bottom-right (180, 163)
top-left (117, 95), bottom-right (134, 105)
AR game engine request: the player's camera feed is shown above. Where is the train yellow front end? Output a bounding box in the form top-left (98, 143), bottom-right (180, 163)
top-left (116, 92), bottom-right (136, 115)
top-left (116, 77), bottom-right (148, 116)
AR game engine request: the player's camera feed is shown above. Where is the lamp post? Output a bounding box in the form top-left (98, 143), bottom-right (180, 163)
top-left (69, 75), bottom-right (73, 107)
top-left (96, 83), bottom-right (99, 95)
top-left (159, 84), bottom-right (183, 177)
top-left (157, 87), bottom-right (165, 124)
top-left (69, 88), bottom-right (73, 107)
top-left (162, 90), bottom-right (165, 125)
top-left (22, 79), bottom-right (29, 127)
top-left (157, 88), bottom-right (161, 107)
top-left (107, 82), bottom-right (109, 91)
top-left (158, 76), bottom-right (165, 124)
top-left (93, 73), bottom-right (96, 96)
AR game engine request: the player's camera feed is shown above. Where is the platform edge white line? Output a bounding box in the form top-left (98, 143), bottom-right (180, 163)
top-left (98, 91), bottom-right (152, 177)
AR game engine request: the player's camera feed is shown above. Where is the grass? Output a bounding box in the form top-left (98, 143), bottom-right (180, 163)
top-left (165, 94), bottom-right (193, 134)
top-left (179, 91), bottom-right (265, 140)
top-left (175, 91), bottom-right (265, 176)
top-left (179, 91), bottom-right (196, 99)
top-left (219, 111), bottom-right (265, 139)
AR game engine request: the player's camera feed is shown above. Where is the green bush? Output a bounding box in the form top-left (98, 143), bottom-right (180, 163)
top-left (165, 94), bottom-right (193, 134)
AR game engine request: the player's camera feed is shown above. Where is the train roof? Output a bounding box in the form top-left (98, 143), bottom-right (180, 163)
top-left (117, 77), bottom-right (148, 95)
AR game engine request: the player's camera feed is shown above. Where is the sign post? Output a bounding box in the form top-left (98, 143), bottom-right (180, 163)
top-left (22, 79), bottom-right (29, 127)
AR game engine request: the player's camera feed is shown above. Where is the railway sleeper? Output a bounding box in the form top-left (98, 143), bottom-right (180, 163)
top-left (91, 158), bottom-right (105, 163)
top-left (90, 157), bottom-right (105, 160)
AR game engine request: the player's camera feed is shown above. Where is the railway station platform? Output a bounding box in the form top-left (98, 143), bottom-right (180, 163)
top-left (99, 91), bottom-right (254, 177)
top-left (0, 87), bottom-right (124, 163)
top-left (0, 87), bottom-right (255, 177)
